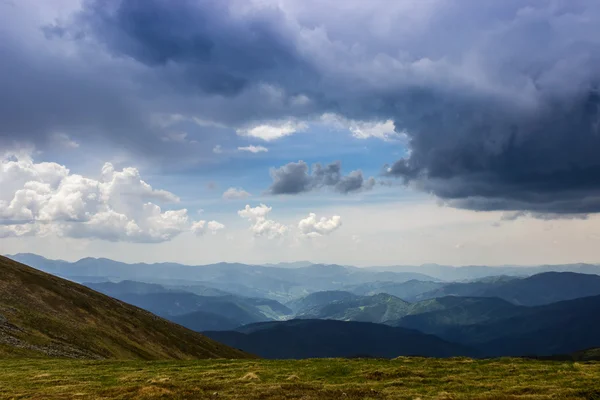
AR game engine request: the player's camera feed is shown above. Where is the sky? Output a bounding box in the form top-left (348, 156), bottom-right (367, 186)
top-left (2, 0), bottom-right (600, 266)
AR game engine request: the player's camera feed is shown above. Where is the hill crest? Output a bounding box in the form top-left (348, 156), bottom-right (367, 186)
top-left (0, 255), bottom-right (253, 360)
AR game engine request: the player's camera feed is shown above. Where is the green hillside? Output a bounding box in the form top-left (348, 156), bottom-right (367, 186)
top-left (391, 296), bottom-right (524, 334)
top-left (285, 290), bottom-right (358, 314)
top-left (0, 255), bottom-right (253, 360)
top-left (297, 293), bottom-right (411, 323)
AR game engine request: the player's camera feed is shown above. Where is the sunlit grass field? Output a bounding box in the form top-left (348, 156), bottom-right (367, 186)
top-left (1, 357), bottom-right (599, 399)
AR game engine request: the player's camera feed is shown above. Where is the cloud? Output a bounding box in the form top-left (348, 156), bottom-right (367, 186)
top-left (238, 204), bottom-right (288, 239)
top-left (0, 151), bottom-right (214, 242)
top-left (320, 114), bottom-right (400, 141)
top-left (298, 213), bottom-right (342, 238)
top-left (4, 0), bottom-right (600, 216)
top-left (236, 121), bottom-right (307, 141)
top-left (269, 160), bottom-right (375, 195)
top-left (212, 145), bottom-right (223, 154)
top-left (384, 87), bottom-right (600, 215)
top-left (238, 145), bottom-right (268, 153)
top-left (191, 220), bottom-right (226, 236)
top-left (222, 187), bottom-right (251, 200)
top-left (349, 120), bottom-right (397, 140)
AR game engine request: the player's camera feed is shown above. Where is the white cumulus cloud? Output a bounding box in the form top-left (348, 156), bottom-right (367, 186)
top-left (238, 204), bottom-right (288, 239)
top-left (0, 151), bottom-right (217, 242)
top-left (298, 213), bottom-right (342, 238)
top-left (191, 220), bottom-right (226, 236)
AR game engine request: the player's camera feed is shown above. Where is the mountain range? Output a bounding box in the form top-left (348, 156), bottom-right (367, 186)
top-left (9, 253), bottom-right (436, 302)
top-left (441, 295), bottom-right (600, 357)
top-left (4, 253), bottom-right (600, 360)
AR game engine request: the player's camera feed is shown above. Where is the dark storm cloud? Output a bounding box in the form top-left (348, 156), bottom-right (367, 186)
top-left (73, 0), bottom-right (315, 96)
top-left (269, 161), bottom-right (375, 194)
top-left (386, 88), bottom-right (600, 214)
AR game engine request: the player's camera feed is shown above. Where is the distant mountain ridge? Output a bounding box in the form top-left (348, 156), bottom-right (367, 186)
top-left (11, 253), bottom-right (600, 284)
top-left (7, 254), bottom-right (437, 302)
top-left (415, 272), bottom-right (600, 306)
top-left (370, 263), bottom-right (600, 280)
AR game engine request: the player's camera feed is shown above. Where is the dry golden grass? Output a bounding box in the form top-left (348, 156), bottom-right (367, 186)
top-left (0, 357), bottom-right (599, 399)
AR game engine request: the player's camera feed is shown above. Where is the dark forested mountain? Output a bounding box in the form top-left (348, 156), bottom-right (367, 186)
top-left (439, 295), bottom-right (600, 357)
top-left (389, 297), bottom-right (524, 335)
top-left (0, 255), bottom-right (252, 360)
top-left (290, 289), bottom-right (600, 357)
top-left (204, 319), bottom-right (475, 359)
top-left (416, 272), bottom-right (600, 306)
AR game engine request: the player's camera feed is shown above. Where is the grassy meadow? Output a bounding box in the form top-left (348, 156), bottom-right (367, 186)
top-left (0, 357), bottom-right (599, 399)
